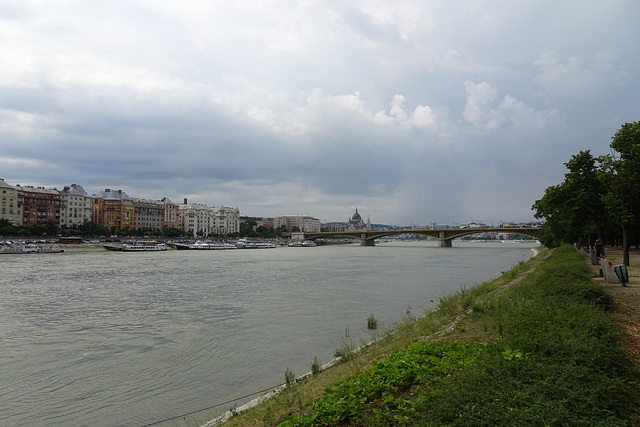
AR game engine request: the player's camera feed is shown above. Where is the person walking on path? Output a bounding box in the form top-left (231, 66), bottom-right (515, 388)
top-left (595, 238), bottom-right (603, 258)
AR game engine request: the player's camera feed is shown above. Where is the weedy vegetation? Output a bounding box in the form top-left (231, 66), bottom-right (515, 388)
top-left (221, 245), bottom-right (639, 426)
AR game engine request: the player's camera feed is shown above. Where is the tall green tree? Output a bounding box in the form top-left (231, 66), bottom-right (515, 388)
top-left (533, 150), bottom-right (606, 248)
top-left (607, 121), bottom-right (640, 265)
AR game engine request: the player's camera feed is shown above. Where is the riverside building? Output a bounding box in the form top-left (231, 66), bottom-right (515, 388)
top-left (60, 184), bottom-right (92, 228)
top-left (273, 215), bottom-right (321, 232)
top-left (0, 179), bottom-right (22, 226)
top-left (177, 199), bottom-right (240, 237)
top-left (92, 189), bottom-right (136, 230)
top-left (18, 185), bottom-right (62, 227)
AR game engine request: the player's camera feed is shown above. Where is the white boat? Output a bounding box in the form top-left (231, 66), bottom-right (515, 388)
top-left (122, 242), bottom-right (167, 252)
top-left (189, 241), bottom-right (211, 250)
top-left (172, 241), bottom-right (237, 250)
top-left (236, 239), bottom-right (275, 249)
top-left (208, 242), bottom-right (238, 250)
top-left (288, 240), bottom-right (316, 247)
top-left (0, 243), bottom-right (64, 254)
top-left (255, 242), bottom-right (276, 249)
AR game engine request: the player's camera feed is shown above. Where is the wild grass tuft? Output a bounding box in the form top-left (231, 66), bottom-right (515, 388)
top-left (367, 314), bottom-right (378, 330)
top-left (284, 368), bottom-right (295, 387)
top-left (311, 357), bottom-right (321, 375)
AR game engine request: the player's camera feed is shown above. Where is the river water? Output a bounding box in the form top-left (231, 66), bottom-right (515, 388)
top-left (0, 240), bottom-right (538, 426)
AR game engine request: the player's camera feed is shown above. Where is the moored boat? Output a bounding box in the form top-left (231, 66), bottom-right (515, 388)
top-left (122, 241), bottom-right (167, 252)
top-left (171, 241), bottom-right (238, 250)
top-left (236, 239), bottom-right (276, 249)
top-left (189, 241), bottom-right (211, 250)
top-left (288, 240), bottom-right (316, 247)
top-left (171, 243), bottom-right (191, 250)
top-left (255, 242), bottom-right (276, 249)
top-left (0, 243), bottom-right (64, 254)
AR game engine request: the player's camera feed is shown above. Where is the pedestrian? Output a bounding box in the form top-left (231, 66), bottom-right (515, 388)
top-left (595, 238), bottom-right (603, 258)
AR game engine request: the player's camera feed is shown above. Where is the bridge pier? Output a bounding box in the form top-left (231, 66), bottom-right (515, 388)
top-left (439, 239), bottom-right (452, 247)
top-left (438, 231), bottom-right (452, 247)
top-left (360, 237), bottom-right (376, 246)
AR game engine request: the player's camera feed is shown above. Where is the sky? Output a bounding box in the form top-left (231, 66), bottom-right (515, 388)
top-left (1, 1), bottom-right (639, 226)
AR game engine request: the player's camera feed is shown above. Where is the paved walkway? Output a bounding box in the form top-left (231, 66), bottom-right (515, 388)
top-left (589, 246), bottom-right (640, 365)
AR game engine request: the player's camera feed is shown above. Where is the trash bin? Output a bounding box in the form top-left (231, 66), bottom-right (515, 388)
top-left (613, 264), bottom-right (629, 286)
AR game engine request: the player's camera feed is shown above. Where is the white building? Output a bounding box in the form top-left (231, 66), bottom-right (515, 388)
top-left (273, 215), bottom-right (321, 232)
top-left (177, 199), bottom-right (240, 237)
top-left (211, 206), bottom-right (240, 235)
top-left (60, 184), bottom-right (92, 228)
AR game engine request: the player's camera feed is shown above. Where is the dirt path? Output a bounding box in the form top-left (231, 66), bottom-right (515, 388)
top-left (588, 246), bottom-right (640, 365)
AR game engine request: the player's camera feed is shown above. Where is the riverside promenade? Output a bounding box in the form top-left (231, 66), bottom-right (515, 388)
top-left (591, 246), bottom-right (640, 366)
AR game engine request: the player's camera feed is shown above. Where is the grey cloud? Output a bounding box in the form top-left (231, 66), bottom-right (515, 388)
top-left (0, 1), bottom-right (639, 224)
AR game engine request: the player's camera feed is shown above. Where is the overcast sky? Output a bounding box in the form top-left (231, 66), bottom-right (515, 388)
top-left (1, 1), bottom-right (639, 225)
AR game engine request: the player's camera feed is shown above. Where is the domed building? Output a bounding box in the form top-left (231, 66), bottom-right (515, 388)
top-left (347, 207), bottom-right (371, 231)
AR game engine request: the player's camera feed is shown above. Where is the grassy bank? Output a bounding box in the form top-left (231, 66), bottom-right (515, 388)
top-left (219, 245), bottom-right (638, 426)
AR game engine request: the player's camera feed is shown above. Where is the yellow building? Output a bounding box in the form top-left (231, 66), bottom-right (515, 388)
top-left (92, 189), bottom-right (136, 230)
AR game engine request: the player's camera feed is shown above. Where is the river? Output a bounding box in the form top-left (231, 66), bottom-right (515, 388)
top-left (0, 240), bottom-right (538, 426)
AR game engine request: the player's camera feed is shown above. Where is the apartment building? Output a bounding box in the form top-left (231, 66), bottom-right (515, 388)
top-left (60, 184), bottom-right (92, 228)
top-left (18, 185), bottom-right (62, 227)
top-left (134, 198), bottom-right (164, 231)
top-left (159, 197), bottom-right (178, 229)
top-left (177, 201), bottom-right (211, 236)
top-left (92, 189), bottom-right (136, 230)
top-left (211, 206), bottom-right (240, 235)
top-left (0, 179), bottom-right (22, 226)
top-left (273, 215), bottom-right (321, 232)
top-left (177, 199), bottom-right (240, 237)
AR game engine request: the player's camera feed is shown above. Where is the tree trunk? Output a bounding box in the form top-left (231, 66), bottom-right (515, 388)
top-left (623, 225), bottom-right (630, 267)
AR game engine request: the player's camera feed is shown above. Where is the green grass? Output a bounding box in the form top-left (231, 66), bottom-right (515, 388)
top-left (275, 245), bottom-right (639, 426)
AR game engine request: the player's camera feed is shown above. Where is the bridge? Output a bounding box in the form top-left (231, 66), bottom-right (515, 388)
top-left (289, 227), bottom-right (541, 247)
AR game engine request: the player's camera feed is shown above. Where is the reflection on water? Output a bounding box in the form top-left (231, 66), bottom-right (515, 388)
top-left (0, 241), bottom-right (538, 426)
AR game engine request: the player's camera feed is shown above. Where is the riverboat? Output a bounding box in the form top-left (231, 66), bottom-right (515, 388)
top-left (255, 242), bottom-right (277, 249)
top-left (103, 244), bottom-right (123, 251)
top-left (236, 239), bottom-right (276, 249)
top-left (190, 241), bottom-right (211, 250)
top-left (288, 240), bottom-right (316, 247)
top-left (122, 242), bottom-right (167, 252)
top-left (0, 243), bottom-right (64, 254)
top-left (172, 241), bottom-right (238, 250)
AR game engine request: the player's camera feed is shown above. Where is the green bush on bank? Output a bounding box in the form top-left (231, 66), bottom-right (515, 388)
top-left (279, 245), bottom-right (639, 426)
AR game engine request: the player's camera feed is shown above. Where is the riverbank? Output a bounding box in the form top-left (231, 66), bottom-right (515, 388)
top-left (216, 245), bottom-right (639, 426)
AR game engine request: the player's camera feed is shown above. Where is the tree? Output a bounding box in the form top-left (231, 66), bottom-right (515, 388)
top-left (607, 121), bottom-right (640, 265)
top-left (239, 219), bottom-right (257, 237)
top-left (532, 150), bottom-right (606, 248)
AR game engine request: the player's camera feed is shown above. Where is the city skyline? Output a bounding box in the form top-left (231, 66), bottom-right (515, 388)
top-left (2, 178), bottom-right (535, 228)
top-left (1, 2), bottom-right (639, 225)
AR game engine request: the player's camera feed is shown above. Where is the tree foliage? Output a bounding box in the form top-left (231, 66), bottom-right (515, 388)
top-left (533, 121), bottom-right (640, 264)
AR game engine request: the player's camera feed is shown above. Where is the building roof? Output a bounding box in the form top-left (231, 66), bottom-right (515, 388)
top-left (96, 189), bottom-right (132, 200)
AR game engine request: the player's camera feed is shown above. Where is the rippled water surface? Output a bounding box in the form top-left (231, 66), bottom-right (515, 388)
top-left (0, 241), bottom-right (538, 426)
